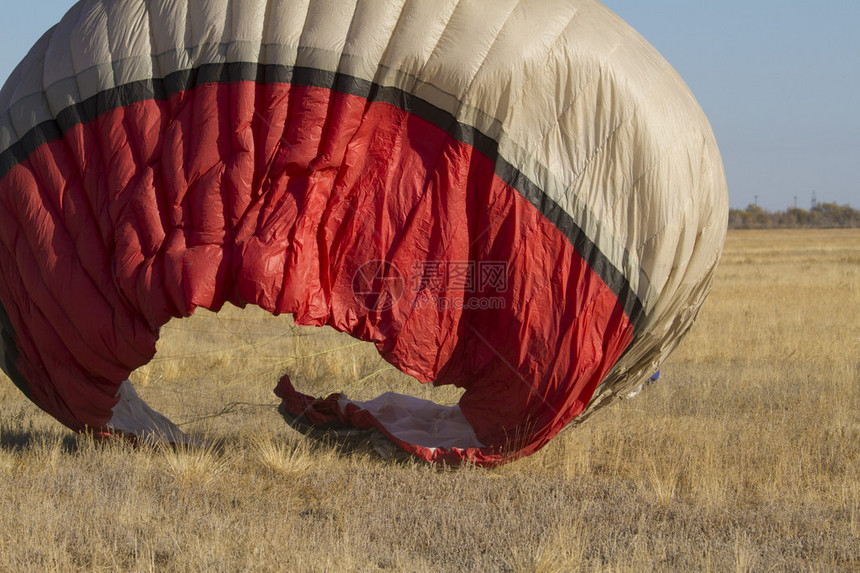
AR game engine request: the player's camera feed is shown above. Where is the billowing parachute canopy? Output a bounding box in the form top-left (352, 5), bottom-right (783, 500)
top-left (0, 0), bottom-right (727, 466)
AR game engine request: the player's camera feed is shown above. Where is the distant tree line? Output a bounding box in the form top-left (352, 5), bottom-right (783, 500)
top-left (728, 202), bottom-right (860, 229)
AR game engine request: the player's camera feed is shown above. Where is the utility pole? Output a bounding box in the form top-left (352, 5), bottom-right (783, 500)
top-left (811, 191), bottom-right (817, 209)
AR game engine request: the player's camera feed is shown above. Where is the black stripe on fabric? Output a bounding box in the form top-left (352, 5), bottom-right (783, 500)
top-left (0, 300), bottom-right (30, 399)
top-left (0, 62), bottom-right (645, 332)
top-left (496, 161), bottom-right (645, 328)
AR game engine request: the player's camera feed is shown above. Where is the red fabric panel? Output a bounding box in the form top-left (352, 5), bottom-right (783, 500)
top-left (0, 81), bottom-right (632, 463)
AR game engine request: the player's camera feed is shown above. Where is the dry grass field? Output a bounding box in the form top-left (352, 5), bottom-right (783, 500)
top-left (1, 228), bottom-right (858, 571)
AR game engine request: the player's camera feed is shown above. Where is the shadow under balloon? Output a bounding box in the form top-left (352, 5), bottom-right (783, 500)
top-left (0, 407), bottom-right (416, 466)
top-left (0, 428), bottom-right (80, 454)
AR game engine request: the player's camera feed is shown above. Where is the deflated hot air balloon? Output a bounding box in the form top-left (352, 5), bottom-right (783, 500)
top-left (0, 0), bottom-right (727, 466)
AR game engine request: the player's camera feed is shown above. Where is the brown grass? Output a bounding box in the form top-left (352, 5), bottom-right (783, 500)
top-left (1, 228), bottom-right (858, 571)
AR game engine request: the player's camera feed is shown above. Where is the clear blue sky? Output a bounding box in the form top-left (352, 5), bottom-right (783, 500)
top-left (1, 1), bottom-right (858, 210)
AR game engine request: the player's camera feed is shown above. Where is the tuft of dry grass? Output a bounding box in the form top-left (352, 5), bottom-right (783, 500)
top-left (251, 434), bottom-right (318, 476)
top-left (163, 442), bottom-right (231, 488)
top-left (0, 228), bottom-right (858, 571)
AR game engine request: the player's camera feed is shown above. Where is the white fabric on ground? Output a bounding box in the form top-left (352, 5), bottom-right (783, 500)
top-left (340, 392), bottom-right (485, 450)
top-left (107, 379), bottom-right (190, 443)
